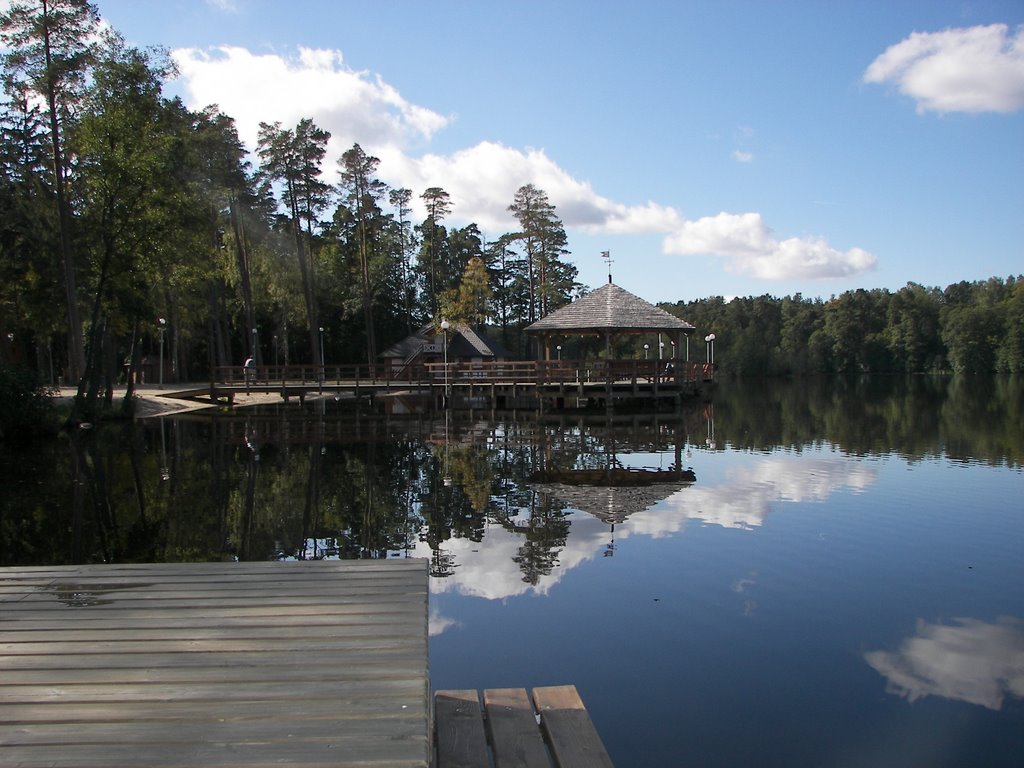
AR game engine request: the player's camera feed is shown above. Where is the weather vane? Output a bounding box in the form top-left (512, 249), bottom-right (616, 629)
top-left (601, 250), bottom-right (612, 284)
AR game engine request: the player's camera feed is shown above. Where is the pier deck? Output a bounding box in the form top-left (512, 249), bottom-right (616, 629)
top-left (0, 560), bottom-right (430, 768)
top-left (195, 360), bottom-right (712, 410)
top-left (434, 686), bottom-right (614, 768)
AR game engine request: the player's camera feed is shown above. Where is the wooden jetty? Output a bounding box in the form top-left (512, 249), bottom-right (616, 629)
top-left (0, 560), bottom-right (430, 768)
top-left (435, 686), bottom-right (614, 768)
top-left (191, 360), bottom-right (713, 410)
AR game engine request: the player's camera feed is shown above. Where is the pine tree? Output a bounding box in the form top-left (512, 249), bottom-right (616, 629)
top-left (1, 0), bottom-right (100, 381)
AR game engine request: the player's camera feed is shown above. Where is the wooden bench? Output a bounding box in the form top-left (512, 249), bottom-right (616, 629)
top-left (434, 685), bottom-right (614, 768)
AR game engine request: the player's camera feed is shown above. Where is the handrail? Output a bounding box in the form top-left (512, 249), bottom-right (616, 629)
top-left (211, 360), bottom-right (707, 388)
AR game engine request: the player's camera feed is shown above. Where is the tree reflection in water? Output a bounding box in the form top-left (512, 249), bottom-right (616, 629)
top-left (5, 376), bottom-right (1021, 767)
top-left (2, 375), bottom-right (1021, 572)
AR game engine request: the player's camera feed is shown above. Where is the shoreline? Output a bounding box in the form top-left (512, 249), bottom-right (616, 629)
top-left (53, 385), bottom-right (287, 419)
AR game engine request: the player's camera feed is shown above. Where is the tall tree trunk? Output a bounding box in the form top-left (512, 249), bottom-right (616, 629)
top-left (41, 0), bottom-right (84, 381)
top-left (122, 320), bottom-right (139, 413)
top-left (359, 221), bottom-right (376, 366)
top-left (288, 192), bottom-right (319, 366)
top-left (230, 195), bottom-right (257, 362)
top-left (72, 231), bottom-right (115, 423)
top-left (207, 282), bottom-right (228, 368)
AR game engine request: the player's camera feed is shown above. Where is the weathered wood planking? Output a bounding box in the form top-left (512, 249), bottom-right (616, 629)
top-left (434, 689), bottom-right (490, 768)
top-left (434, 685), bottom-right (614, 768)
top-left (0, 560), bottom-right (430, 768)
top-left (483, 688), bottom-right (552, 768)
top-left (533, 685), bottom-right (614, 768)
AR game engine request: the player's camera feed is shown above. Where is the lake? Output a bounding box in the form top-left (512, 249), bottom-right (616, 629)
top-left (2, 375), bottom-right (1022, 767)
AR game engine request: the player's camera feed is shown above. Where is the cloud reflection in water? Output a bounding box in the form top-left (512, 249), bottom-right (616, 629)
top-left (865, 617), bottom-right (1024, 710)
top-left (425, 451), bottom-right (878, 632)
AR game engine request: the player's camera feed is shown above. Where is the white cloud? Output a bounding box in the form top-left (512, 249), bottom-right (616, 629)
top-left (171, 46), bottom-right (682, 233)
top-left (205, 0), bottom-right (240, 12)
top-left (864, 23), bottom-right (1024, 113)
top-left (356, 140), bottom-right (688, 235)
top-left (172, 44), bottom-right (874, 282)
top-left (172, 45), bottom-right (450, 167)
top-left (733, 150), bottom-right (754, 163)
top-left (662, 211), bottom-right (877, 280)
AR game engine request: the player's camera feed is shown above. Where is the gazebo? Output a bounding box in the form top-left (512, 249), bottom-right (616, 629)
top-left (524, 281), bottom-right (696, 361)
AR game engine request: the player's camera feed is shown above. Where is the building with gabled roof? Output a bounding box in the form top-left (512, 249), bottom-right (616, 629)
top-left (379, 323), bottom-right (512, 376)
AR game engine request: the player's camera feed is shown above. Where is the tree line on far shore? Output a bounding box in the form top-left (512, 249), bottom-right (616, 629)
top-left (659, 276), bottom-right (1024, 375)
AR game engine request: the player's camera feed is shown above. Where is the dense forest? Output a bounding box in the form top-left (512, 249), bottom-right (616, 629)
top-left (0, 1), bottom-right (581, 419)
top-left (660, 277), bottom-right (1024, 376)
top-left (1, 2), bottom-right (1021, 426)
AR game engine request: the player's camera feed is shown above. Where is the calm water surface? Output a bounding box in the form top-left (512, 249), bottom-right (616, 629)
top-left (2, 376), bottom-right (1022, 767)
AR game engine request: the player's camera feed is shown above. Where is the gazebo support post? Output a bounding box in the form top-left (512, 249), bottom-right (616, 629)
top-left (604, 331), bottom-right (613, 402)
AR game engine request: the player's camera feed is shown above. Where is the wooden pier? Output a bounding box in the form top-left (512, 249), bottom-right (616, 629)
top-left (194, 360), bottom-right (713, 410)
top-left (0, 560), bottom-right (430, 768)
top-left (435, 686), bottom-right (614, 768)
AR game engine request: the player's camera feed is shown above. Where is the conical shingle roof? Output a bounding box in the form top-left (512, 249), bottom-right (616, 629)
top-left (525, 282), bottom-right (694, 334)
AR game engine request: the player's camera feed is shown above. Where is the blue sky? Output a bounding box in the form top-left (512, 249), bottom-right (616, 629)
top-left (83, 1), bottom-right (1024, 302)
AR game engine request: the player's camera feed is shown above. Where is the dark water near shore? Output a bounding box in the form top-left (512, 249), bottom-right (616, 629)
top-left (3, 376), bottom-right (1023, 767)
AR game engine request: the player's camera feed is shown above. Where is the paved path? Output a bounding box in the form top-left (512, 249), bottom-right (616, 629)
top-left (55, 385), bottom-right (286, 417)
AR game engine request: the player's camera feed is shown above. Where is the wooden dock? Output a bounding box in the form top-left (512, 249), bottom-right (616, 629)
top-left (0, 560), bottom-right (430, 768)
top-left (435, 686), bottom-right (614, 768)
top-left (194, 360), bottom-right (712, 410)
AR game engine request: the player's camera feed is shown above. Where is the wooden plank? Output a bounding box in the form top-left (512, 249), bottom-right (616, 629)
top-left (1, 603), bottom-right (424, 626)
top-left (483, 688), bottom-right (552, 768)
top-left (2, 714), bottom-right (426, 746)
top-left (0, 646), bottom-right (417, 671)
top-left (2, 661), bottom-right (429, 686)
top-left (0, 635), bottom-right (422, 656)
top-left (0, 560), bottom-right (430, 768)
top-left (434, 689), bottom-right (490, 768)
top-left (0, 741), bottom-right (428, 768)
top-left (532, 686), bottom-right (614, 768)
top-left (3, 618), bottom-right (423, 643)
top-left (0, 694), bottom-right (424, 725)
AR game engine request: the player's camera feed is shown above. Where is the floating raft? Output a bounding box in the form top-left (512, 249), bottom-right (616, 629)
top-left (0, 560), bottom-right (430, 768)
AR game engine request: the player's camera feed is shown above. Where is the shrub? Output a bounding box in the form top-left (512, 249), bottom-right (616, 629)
top-left (0, 364), bottom-right (55, 439)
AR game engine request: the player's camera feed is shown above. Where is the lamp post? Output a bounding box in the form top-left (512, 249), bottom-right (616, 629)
top-left (556, 344), bottom-right (562, 360)
top-left (643, 343), bottom-right (649, 360)
top-left (440, 319), bottom-right (450, 403)
top-left (158, 318), bottom-right (167, 386)
top-left (318, 326), bottom-right (325, 381)
top-left (705, 333), bottom-right (716, 366)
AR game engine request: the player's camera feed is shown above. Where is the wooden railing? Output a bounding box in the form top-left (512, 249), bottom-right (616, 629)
top-left (211, 360), bottom-right (710, 388)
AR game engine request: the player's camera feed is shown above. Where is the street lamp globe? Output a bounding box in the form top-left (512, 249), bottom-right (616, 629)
top-left (704, 333), bottom-right (716, 366)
